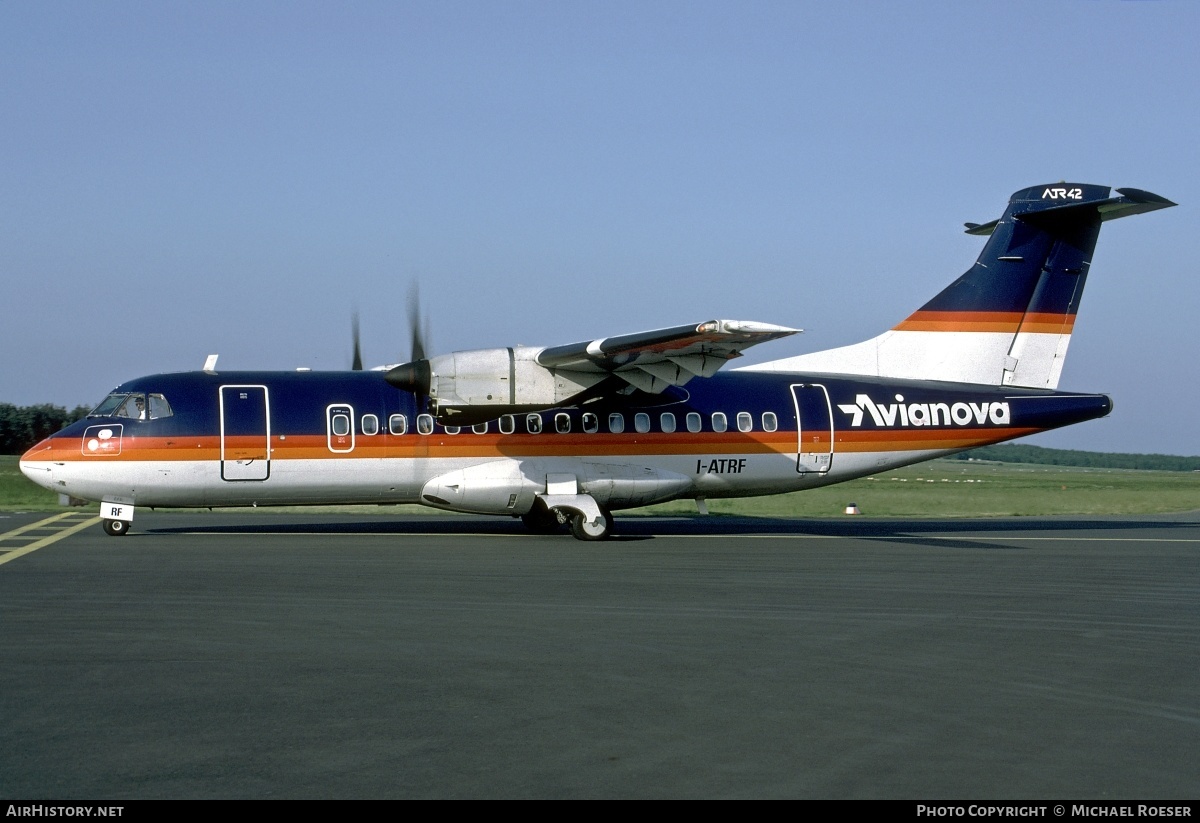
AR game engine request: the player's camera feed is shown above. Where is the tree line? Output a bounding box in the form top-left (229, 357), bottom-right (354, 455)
top-left (1, 403), bottom-right (91, 454)
top-left (953, 443), bottom-right (1200, 472)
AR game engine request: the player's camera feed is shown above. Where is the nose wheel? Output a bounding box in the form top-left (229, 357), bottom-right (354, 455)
top-left (102, 519), bottom-right (130, 537)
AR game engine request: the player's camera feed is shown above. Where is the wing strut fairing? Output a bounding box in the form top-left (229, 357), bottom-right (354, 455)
top-left (386, 319), bottom-right (799, 424)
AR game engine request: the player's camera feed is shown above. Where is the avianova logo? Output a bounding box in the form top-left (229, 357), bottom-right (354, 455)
top-left (837, 394), bottom-right (1010, 428)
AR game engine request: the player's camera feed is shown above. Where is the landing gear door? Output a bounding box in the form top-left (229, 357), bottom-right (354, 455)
top-left (791, 383), bottom-right (833, 474)
top-left (220, 385), bottom-right (270, 481)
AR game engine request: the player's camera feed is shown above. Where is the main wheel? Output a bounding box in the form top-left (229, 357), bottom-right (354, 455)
top-left (102, 519), bottom-right (129, 537)
top-left (569, 510), bottom-right (613, 541)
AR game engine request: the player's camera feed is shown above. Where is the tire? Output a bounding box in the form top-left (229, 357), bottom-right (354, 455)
top-left (569, 510), bottom-right (613, 541)
top-left (102, 519), bottom-right (129, 537)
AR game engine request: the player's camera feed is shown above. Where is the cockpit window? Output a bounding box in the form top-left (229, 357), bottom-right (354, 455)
top-left (147, 394), bottom-right (173, 420)
top-left (89, 392), bottom-right (173, 420)
top-left (90, 393), bottom-right (129, 417)
top-left (115, 395), bottom-right (147, 420)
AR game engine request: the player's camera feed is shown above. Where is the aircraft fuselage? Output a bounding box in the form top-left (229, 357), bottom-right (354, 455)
top-left (20, 368), bottom-right (1110, 515)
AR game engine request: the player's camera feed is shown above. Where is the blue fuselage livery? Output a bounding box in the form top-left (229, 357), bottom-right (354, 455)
top-left (20, 184), bottom-right (1173, 540)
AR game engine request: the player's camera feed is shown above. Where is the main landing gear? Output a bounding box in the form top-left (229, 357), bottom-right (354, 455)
top-left (521, 501), bottom-right (564, 534)
top-left (569, 509), bottom-right (615, 541)
top-left (521, 500), bottom-right (614, 541)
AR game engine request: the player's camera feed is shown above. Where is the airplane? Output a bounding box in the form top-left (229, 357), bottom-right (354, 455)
top-left (19, 183), bottom-right (1174, 540)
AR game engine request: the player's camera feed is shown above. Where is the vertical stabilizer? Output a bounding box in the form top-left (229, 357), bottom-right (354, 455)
top-left (749, 184), bottom-right (1174, 387)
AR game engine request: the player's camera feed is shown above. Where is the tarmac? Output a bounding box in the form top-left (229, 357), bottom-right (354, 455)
top-left (2, 509), bottom-right (1198, 799)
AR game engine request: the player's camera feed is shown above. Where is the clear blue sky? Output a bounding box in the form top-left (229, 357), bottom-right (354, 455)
top-left (2, 1), bottom-right (1195, 455)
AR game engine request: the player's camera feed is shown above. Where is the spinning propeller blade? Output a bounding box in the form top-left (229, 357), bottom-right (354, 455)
top-left (351, 311), bottom-right (363, 371)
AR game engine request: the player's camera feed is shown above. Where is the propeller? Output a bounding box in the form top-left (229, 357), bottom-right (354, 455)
top-left (407, 283), bottom-right (429, 362)
top-left (351, 311), bottom-right (363, 371)
top-left (385, 285), bottom-right (433, 396)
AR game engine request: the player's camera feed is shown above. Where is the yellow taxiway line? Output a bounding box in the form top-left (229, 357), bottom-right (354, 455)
top-left (0, 513), bottom-right (100, 566)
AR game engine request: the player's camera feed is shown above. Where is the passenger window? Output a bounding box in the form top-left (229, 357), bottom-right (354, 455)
top-left (737, 412), bottom-right (753, 432)
top-left (444, 425), bottom-right (460, 435)
top-left (555, 413), bottom-right (571, 434)
top-left (499, 415), bottom-right (515, 435)
top-left (526, 414), bottom-right (542, 434)
top-left (361, 414), bottom-right (379, 435)
top-left (472, 422), bottom-right (488, 434)
top-left (332, 414), bottom-right (351, 437)
top-left (389, 414), bottom-right (408, 435)
top-left (712, 412), bottom-right (727, 433)
top-left (148, 394), bottom-right (173, 420)
top-left (582, 412), bottom-right (599, 434)
top-left (608, 413), bottom-right (625, 434)
top-left (634, 413), bottom-right (651, 433)
top-left (686, 412), bottom-right (701, 433)
top-left (762, 412), bottom-right (778, 432)
top-left (417, 414), bottom-right (434, 435)
top-left (660, 413), bottom-right (676, 433)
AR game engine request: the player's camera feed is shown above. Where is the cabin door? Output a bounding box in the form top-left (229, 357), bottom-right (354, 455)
top-left (790, 383), bottom-right (833, 474)
top-left (220, 385), bottom-right (271, 481)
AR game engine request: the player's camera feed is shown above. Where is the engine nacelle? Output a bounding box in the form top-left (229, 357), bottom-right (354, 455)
top-left (387, 346), bottom-right (604, 424)
top-left (419, 460), bottom-right (694, 515)
top-left (419, 461), bottom-right (540, 515)
top-left (578, 462), bottom-right (692, 510)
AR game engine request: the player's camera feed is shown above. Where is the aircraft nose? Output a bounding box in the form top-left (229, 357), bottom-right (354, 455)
top-left (19, 441), bottom-right (57, 491)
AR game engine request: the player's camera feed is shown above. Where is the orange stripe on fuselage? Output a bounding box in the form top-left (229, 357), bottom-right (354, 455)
top-left (834, 427), bottom-right (1038, 452)
top-left (29, 426), bottom-right (1042, 464)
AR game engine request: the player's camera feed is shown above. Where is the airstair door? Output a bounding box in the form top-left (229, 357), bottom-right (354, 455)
top-left (220, 385), bottom-right (270, 481)
top-left (790, 383), bottom-right (833, 474)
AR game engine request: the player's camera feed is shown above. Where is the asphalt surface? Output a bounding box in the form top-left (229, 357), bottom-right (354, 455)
top-left (1, 509), bottom-right (1198, 799)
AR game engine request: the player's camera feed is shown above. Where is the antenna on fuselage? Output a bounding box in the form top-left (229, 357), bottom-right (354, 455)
top-left (203, 354), bottom-right (219, 374)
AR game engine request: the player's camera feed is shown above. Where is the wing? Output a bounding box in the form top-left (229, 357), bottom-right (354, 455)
top-left (538, 319), bottom-right (800, 393)
top-left (386, 319), bottom-right (800, 423)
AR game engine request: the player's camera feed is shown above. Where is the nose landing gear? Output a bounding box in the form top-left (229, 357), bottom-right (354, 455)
top-left (102, 519), bottom-right (129, 537)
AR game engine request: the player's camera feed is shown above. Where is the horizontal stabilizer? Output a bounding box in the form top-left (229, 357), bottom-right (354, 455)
top-left (964, 219), bottom-right (999, 236)
top-left (963, 185), bottom-right (1175, 236)
top-left (1102, 188), bottom-right (1178, 220)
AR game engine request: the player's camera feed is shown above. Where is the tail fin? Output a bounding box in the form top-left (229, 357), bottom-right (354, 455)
top-left (755, 184), bottom-right (1174, 387)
